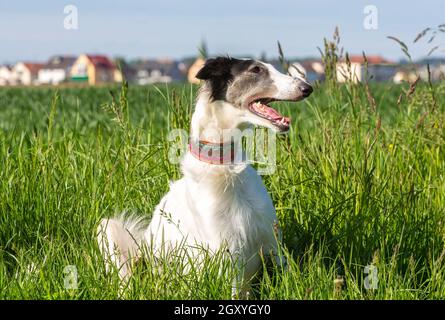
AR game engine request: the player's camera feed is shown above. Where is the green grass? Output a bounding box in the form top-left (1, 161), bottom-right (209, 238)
top-left (0, 79), bottom-right (444, 299)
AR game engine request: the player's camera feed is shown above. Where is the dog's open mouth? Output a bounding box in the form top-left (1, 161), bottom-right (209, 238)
top-left (248, 99), bottom-right (291, 131)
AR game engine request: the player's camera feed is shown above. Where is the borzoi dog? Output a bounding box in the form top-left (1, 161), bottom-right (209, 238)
top-left (97, 57), bottom-right (313, 296)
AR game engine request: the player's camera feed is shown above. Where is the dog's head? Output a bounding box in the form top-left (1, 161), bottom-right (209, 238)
top-left (196, 57), bottom-right (313, 132)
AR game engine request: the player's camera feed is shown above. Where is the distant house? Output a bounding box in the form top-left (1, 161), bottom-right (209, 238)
top-left (417, 64), bottom-right (445, 82)
top-left (0, 65), bottom-right (12, 86)
top-left (133, 58), bottom-right (183, 85)
top-left (288, 60), bottom-right (325, 82)
top-left (336, 55), bottom-right (396, 83)
top-left (70, 54), bottom-right (117, 85)
top-left (38, 55), bottom-right (77, 85)
top-left (393, 66), bottom-right (419, 84)
top-left (288, 62), bottom-right (306, 79)
top-left (187, 57), bottom-right (205, 84)
top-left (113, 58), bottom-right (136, 83)
top-left (12, 62), bottom-right (45, 85)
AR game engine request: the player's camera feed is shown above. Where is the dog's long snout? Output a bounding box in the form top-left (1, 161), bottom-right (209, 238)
top-left (299, 83), bottom-right (313, 97)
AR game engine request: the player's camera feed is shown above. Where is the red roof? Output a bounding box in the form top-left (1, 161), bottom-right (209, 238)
top-left (86, 55), bottom-right (115, 69)
top-left (347, 55), bottom-right (394, 64)
top-left (23, 63), bottom-right (45, 74)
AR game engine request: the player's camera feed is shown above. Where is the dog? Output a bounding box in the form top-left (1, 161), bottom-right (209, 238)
top-left (97, 57), bottom-right (313, 297)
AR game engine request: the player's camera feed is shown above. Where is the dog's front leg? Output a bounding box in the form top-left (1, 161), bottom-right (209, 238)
top-left (273, 253), bottom-right (288, 271)
top-left (270, 222), bottom-right (288, 270)
top-left (231, 275), bottom-right (251, 300)
top-left (263, 243), bottom-right (288, 271)
top-left (230, 259), bottom-right (251, 300)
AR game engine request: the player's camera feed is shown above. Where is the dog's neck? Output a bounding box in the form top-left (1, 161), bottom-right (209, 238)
top-left (187, 90), bottom-right (249, 167)
top-left (190, 91), bottom-right (247, 143)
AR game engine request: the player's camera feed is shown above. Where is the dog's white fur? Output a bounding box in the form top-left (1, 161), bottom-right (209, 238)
top-left (97, 62), bottom-right (309, 296)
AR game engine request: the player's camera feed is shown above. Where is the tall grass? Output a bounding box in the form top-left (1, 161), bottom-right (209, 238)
top-left (0, 70), bottom-right (444, 298)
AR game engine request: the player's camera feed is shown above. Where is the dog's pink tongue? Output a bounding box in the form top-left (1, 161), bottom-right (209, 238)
top-left (263, 105), bottom-right (283, 119)
top-left (264, 106), bottom-right (291, 125)
top-left (254, 102), bottom-right (283, 120)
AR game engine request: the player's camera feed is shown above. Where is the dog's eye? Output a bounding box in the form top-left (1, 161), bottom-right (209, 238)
top-left (249, 66), bottom-right (261, 74)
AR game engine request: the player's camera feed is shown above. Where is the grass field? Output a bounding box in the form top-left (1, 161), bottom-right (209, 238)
top-left (0, 77), bottom-right (445, 299)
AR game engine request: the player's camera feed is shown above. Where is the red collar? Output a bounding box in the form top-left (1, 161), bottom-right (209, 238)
top-left (189, 140), bottom-right (238, 165)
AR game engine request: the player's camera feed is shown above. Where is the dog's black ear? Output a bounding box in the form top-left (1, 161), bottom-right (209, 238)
top-left (196, 57), bottom-right (234, 80)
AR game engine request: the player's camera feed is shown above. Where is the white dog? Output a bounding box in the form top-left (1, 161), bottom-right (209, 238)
top-left (97, 57), bottom-right (313, 296)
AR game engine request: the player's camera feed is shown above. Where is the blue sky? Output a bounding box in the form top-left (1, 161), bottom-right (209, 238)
top-left (0, 0), bottom-right (444, 64)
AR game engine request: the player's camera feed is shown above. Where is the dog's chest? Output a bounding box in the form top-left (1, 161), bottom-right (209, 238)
top-left (188, 166), bottom-right (277, 253)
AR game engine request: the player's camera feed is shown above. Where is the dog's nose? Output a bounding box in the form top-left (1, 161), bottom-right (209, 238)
top-left (299, 84), bottom-right (313, 97)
